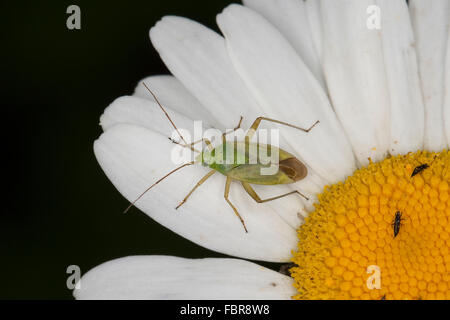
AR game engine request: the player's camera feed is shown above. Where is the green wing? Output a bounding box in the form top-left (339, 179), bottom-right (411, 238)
top-left (204, 142), bottom-right (297, 185)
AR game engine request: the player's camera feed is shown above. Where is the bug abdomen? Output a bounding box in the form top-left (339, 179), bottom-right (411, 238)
top-left (204, 142), bottom-right (307, 185)
top-left (226, 164), bottom-right (293, 185)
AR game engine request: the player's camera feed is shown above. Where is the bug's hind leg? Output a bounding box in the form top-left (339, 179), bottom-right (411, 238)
top-left (241, 182), bottom-right (309, 202)
top-left (176, 170), bottom-right (216, 209)
top-left (224, 177), bottom-right (248, 233)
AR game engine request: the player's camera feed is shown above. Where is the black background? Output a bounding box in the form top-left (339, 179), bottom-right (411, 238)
top-left (2, 0), bottom-right (281, 299)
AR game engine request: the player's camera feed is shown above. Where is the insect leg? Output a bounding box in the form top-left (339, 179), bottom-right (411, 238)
top-left (176, 170), bottom-right (216, 209)
top-left (245, 117), bottom-right (320, 140)
top-left (222, 116), bottom-right (243, 143)
top-left (224, 177), bottom-right (248, 233)
top-left (170, 137), bottom-right (214, 152)
top-left (241, 182), bottom-right (309, 202)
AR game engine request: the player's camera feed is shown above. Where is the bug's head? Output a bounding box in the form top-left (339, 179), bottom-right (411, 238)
top-left (279, 157), bottom-right (307, 182)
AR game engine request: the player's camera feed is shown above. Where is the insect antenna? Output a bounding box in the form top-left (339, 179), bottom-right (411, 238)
top-left (142, 82), bottom-right (188, 145)
top-left (124, 161), bottom-right (195, 213)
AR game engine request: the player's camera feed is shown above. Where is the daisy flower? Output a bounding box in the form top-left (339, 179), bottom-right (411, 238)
top-left (75, 0), bottom-right (450, 300)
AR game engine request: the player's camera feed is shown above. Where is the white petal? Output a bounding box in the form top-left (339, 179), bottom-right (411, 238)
top-left (378, 0), bottom-right (425, 155)
top-left (409, 0), bottom-right (449, 151)
top-left (445, 32), bottom-right (450, 147)
top-left (305, 0), bottom-right (323, 62)
top-left (321, 0), bottom-right (391, 165)
top-left (94, 124), bottom-right (299, 262)
top-left (217, 4), bottom-right (356, 183)
top-left (149, 16), bottom-right (261, 131)
top-left (133, 75), bottom-right (222, 129)
top-left (243, 0), bottom-right (325, 87)
top-left (74, 256), bottom-right (295, 300)
top-left (100, 95), bottom-right (208, 139)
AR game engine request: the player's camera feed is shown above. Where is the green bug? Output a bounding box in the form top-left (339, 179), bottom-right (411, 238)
top-left (124, 83), bottom-right (320, 232)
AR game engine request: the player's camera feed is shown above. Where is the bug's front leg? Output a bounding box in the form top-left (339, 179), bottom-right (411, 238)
top-left (224, 177), bottom-right (248, 233)
top-left (175, 170), bottom-right (216, 209)
top-left (222, 116), bottom-right (243, 143)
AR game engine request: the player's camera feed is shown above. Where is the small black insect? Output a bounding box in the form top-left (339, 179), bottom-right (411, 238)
top-left (411, 163), bottom-right (429, 177)
top-left (411, 156), bottom-right (437, 178)
top-left (391, 211), bottom-right (405, 238)
top-left (381, 295), bottom-right (386, 300)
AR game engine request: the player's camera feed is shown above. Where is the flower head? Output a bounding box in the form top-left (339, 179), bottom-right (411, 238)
top-left (76, 0), bottom-right (449, 300)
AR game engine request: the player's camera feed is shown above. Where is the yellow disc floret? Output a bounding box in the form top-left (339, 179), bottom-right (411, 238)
top-left (290, 150), bottom-right (450, 300)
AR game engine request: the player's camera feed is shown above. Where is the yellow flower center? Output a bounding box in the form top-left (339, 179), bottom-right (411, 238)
top-left (290, 150), bottom-right (450, 300)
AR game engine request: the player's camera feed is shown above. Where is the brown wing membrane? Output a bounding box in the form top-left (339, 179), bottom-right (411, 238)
top-left (279, 158), bottom-right (307, 182)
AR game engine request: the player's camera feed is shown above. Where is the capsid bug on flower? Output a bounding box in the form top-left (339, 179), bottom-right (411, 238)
top-left (124, 83), bottom-right (319, 232)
